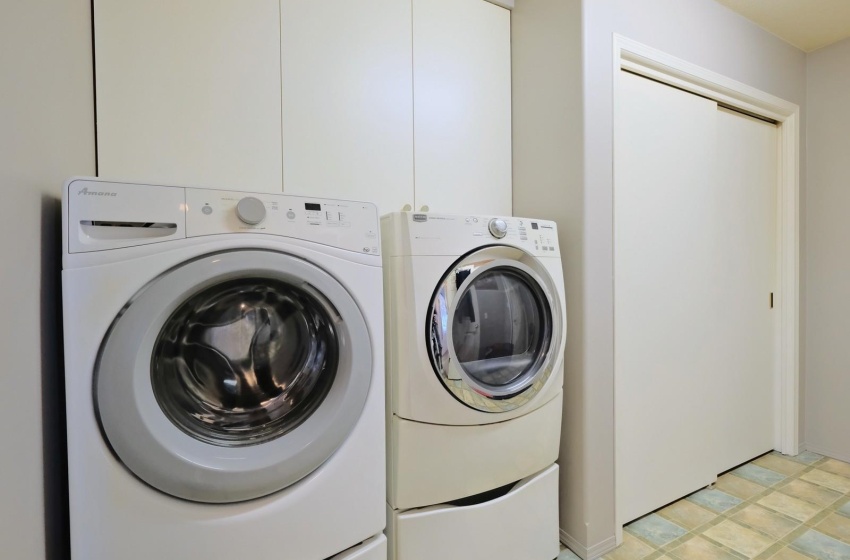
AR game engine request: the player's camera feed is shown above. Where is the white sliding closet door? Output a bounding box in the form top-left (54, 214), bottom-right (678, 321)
top-left (615, 71), bottom-right (721, 524)
top-left (614, 71), bottom-right (777, 524)
top-left (712, 108), bottom-right (777, 473)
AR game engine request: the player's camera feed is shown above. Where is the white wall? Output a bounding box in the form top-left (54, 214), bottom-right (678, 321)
top-left (804, 37), bottom-right (850, 463)
top-left (0, 1), bottom-right (95, 558)
top-left (515, 0), bottom-right (806, 556)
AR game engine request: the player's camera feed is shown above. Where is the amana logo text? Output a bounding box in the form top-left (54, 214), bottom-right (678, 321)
top-left (77, 187), bottom-right (117, 197)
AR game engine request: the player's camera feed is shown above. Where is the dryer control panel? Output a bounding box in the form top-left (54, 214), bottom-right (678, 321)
top-left (381, 212), bottom-right (560, 258)
top-left (66, 179), bottom-right (380, 255)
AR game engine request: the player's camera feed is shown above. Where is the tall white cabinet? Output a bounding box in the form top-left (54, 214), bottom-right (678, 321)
top-left (280, 0), bottom-right (414, 211)
top-left (94, 0), bottom-right (283, 192)
top-left (412, 0), bottom-right (512, 214)
top-left (94, 0), bottom-right (512, 215)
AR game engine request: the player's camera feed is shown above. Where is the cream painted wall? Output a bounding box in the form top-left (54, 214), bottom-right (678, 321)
top-left (515, 0), bottom-right (806, 556)
top-left (804, 37), bottom-right (850, 463)
top-left (581, 2), bottom-right (806, 549)
top-left (0, 1), bottom-right (95, 558)
top-left (511, 0), bottom-right (585, 551)
top-left (0, 1), bottom-right (815, 558)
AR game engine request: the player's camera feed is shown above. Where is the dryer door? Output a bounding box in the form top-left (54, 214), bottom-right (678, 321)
top-left (427, 246), bottom-right (563, 412)
top-left (95, 250), bottom-right (372, 503)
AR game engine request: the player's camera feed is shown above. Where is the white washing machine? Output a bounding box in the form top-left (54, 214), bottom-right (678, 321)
top-left (62, 178), bottom-right (387, 560)
top-left (381, 212), bottom-right (566, 560)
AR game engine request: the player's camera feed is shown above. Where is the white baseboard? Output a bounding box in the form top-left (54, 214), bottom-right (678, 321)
top-left (805, 443), bottom-right (850, 464)
top-left (560, 529), bottom-right (617, 560)
top-left (586, 535), bottom-right (618, 559)
top-left (560, 529), bottom-right (585, 559)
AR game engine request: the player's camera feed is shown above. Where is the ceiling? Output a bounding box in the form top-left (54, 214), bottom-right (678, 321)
top-left (715, 0), bottom-right (850, 52)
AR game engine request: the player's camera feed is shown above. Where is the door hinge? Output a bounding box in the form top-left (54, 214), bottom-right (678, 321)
top-left (770, 292), bottom-right (774, 309)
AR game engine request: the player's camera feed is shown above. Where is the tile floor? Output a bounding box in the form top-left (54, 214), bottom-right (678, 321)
top-left (557, 451), bottom-right (850, 560)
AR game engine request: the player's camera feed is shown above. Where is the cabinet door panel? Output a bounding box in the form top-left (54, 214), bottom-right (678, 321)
top-left (281, 0), bottom-right (414, 214)
top-left (412, 0), bottom-right (512, 215)
top-left (95, 0), bottom-right (282, 192)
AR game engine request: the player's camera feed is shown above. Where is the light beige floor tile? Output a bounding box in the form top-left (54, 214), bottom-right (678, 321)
top-left (815, 513), bottom-right (850, 544)
top-left (604, 533), bottom-right (656, 560)
top-left (716, 473), bottom-right (769, 500)
top-left (615, 455), bottom-right (850, 560)
top-left (754, 454), bottom-right (808, 477)
top-left (669, 536), bottom-right (740, 560)
top-left (660, 500), bottom-right (718, 530)
top-left (768, 547), bottom-right (814, 560)
top-left (819, 458), bottom-right (850, 480)
top-left (731, 504), bottom-right (800, 539)
top-left (801, 469), bottom-right (850, 493)
top-left (758, 492), bottom-right (822, 522)
top-left (703, 520), bottom-right (774, 558)
top-left (780, 478), bottom-right (843, 507)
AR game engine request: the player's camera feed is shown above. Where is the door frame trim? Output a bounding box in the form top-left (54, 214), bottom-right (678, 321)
top-left (612, 35), bottom-right (801, 457)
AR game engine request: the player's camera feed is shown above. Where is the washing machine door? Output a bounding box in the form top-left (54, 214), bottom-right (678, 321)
top-left (95, 250), bottom-right (372, 503)
top-left (427, 246), bottom-right (562, 413)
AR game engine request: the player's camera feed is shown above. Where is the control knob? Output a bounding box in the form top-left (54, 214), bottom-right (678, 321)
top-left (488, 218), bottom-right (508, 239)
top-left (236, 197), bottom-right (266, 225)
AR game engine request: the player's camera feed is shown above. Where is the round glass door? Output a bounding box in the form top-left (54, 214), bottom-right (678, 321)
top-left (428, 246), bottom-right (562, 412)
top-left (451, 267), bottom-right (551, 392)
top-left (96, 250), bottom-right (372, 503)
top-left (151, 277), bottom-right (339, 447)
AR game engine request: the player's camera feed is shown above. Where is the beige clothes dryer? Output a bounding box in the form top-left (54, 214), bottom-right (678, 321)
top-left (381, 211), bottom-right (566, 560)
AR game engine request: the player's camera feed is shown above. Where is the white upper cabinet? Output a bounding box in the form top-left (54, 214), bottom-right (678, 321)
top-left (94, 0), bottom-right (283, 192)
top-left (93, 0), bottom-right (512, 212)
top-left (412, 0), bottom-right (513, 216)
top-left (280, 0), bottom-right (415, 215)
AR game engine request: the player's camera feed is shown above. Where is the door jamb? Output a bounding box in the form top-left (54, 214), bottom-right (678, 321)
top-left (612, 35), bottom-right (801, 457)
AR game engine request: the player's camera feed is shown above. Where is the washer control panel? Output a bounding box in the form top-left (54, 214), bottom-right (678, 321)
top-left (66, 179), bottom-right (381, 255)
top-left (186, 188), bottom-right (380, 255)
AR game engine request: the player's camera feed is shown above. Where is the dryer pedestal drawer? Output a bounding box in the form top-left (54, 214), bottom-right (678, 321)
top-left (390, 391), bottom-right (562, 510)
top-left (332, 534), bottom-right (387, 560)
top-left (388, 464), bottom-right (559, 560)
